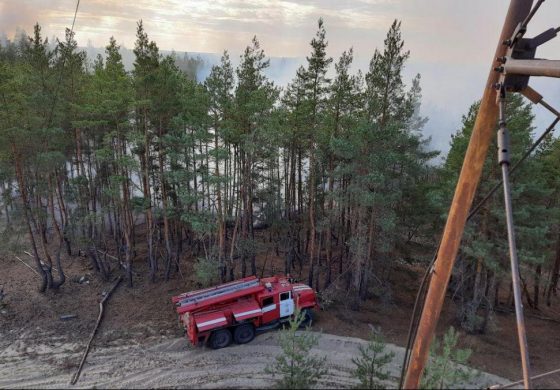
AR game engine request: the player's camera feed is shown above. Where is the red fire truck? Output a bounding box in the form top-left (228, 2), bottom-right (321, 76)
top-left (172, 275), bottom-right (319, 349)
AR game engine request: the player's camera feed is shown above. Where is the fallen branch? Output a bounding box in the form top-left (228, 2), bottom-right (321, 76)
top-left (24, 251), bottom-right (58, 272)
top-left (70, 276), bottom-right (122, 385)
top-left (14, 256), bottom-right (40, 277)
top-left (494, 306), bottom-right (560, 324)
top-left (95, 249), bottom-right (138, 274)
top-left (96, 249), bottom-right (119, 262)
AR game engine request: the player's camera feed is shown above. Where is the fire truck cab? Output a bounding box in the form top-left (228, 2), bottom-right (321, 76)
top-left (172, 275), bottom-right (319, 349)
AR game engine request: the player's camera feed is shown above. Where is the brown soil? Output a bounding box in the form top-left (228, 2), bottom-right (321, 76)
top-left (2, 241), bottom-right (560, 388)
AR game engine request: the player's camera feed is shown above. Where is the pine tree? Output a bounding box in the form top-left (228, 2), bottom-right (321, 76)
top-left (365, 20), bottom-right (409, 128)
top-left (443, 94), bottom-right (555, 331)
top-left (205, 51), bottom-right (234, 280)
top-left (302, 18), bottom-right (332, 290)
top-left (87, 36), bottom-right (136, 283)
top-left (323, 48), bottom-right (360, 289)
top-left (2, 24), bottom-right (66, 292)
top-left (539, 137), bottom-right (560, 306)
top-left (265, 309), bottom-right (328, 389)
top-left (165, 71), bottom-right (211, 283)
top-left (280, 65), bottom-right (308, 277)
top-left (332, 20), bottom-right (435, 304)
top-left (233, 36), bottom-right (278, 277)
top-left (132, 20), bottom-right (160, 283)
top-left (352, 330), bottom-right (395, 389)
top-left (420, 327), bottom-right (476, 389)
top-left (151, 55), bottom-right (183, 280)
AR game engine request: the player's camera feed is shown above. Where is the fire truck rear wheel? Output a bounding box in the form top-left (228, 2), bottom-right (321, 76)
top-left (233, 324), bottom-right (255, 344)
top-left (209, 329), bottom-right (232, 349)
top-left (299, 308), bottom-right (314, 328)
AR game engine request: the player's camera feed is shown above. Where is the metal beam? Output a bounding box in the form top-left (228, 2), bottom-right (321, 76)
top-left (402, 1), bottom-right (534, 388)
top-left (504, 58), bottom-right (560, 78)
top-left (497, 89), bottom-right (532, 388)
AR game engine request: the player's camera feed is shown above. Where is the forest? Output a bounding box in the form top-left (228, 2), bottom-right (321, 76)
top-left (1, 17), bottom-right (560, 336)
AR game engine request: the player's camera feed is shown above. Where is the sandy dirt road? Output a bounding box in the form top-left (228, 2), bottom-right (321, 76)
top-left (0, 328), bottom-right (509, 389)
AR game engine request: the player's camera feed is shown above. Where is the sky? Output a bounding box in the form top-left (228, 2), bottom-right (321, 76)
top-left (1, 0), bottom-right (560, 156)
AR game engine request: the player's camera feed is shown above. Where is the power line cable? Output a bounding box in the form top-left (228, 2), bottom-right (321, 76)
top-left (468, 113), bottom-right (559, 219)
top-left (520, 0), bottom-right (546, 32)
top-left (490, 366), bottom-right (560, 389)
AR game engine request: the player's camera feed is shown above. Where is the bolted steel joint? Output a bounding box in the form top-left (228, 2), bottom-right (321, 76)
top-left (497, 126), bottom-right (510, 165)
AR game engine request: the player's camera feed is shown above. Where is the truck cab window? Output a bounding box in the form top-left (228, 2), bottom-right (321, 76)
top-left (280, 292), bottom-right (290, 301)
top-left (262, 297), bottom-right (274, 306)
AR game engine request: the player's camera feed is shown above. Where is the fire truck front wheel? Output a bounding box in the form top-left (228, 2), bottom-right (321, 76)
top-left (209, 329), bottom-right (232, 349)
top-left (233, 324), bottom-right (255, 344)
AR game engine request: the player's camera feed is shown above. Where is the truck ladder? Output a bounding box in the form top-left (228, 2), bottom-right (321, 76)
top-left (176, 279), bottom-right (261, 307)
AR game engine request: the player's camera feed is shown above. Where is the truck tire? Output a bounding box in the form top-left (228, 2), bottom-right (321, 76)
top-left (209, 329), bottom-right (232, 349)
top-left (299, 308), bottom-right (314, 328)
top-left (233, 324), bottom-right (255, 344)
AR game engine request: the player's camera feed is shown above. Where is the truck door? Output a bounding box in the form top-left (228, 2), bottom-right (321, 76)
top-left (279, 291), bottom-right (294, 317)
top-left (261, 296), bottom-right (277, 324)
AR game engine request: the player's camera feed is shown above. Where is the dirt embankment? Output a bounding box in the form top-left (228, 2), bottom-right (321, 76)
top-left (0, 327), bottom-right (508, 389)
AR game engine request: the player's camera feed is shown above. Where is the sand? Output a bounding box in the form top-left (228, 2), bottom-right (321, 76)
top-left (0, 328), bottom-right (510, 389)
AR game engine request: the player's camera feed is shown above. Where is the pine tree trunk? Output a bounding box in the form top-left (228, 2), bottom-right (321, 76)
top-left (307, 149), bottom-right (316, 288)
top-left (229, 187), bottom-right (241, 281)
top-left (13, 149), bottom-right (48, 292)
top-left (47, 174), bottom-right (66, 287)
top-left (324, 160), bottom-right (335, 290)
top-left (360, 209), bottom-right (376, 301)
top-left (297, 149), bottom-right (303, 215)
top-left (140, 110), bottom-right (156, 282)
top-left (158, 123), bottom-right (173, 281)
top-left (120, 132), bottom-right (134, 287)
top-left (214, 130), bottom-right (226, 281)
top-left (534, 264), bottom-right (541, 309)
top-left (546, 233), bottom-right (560, 306)
top-left (54, 170), bottom-right (71, 256)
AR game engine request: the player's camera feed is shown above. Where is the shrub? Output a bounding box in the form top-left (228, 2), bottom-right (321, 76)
top-left (193, 255), bottom-right (220, 287)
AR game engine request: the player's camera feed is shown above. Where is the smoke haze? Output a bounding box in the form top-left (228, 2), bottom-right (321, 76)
top-left (2, 0), bottom-right (559, 156)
